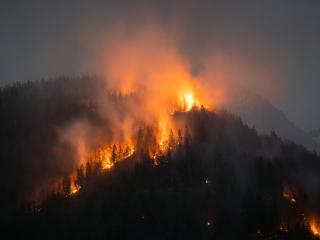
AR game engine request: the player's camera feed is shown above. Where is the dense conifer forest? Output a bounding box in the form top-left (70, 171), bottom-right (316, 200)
top-left (1, 77), bottom-right (320, 239)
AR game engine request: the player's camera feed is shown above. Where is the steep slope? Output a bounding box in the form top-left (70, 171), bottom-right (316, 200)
top-left (2, 77), bottom-right (320, 239)
top-left (225, 90), bottom-right (320, 153)
top-left (8, 109), bottom-right (320, 240)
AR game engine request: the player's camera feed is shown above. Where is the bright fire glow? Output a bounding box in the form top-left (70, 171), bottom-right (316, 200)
top-left (282, 185), bottom-right (297, 203)
top-left (102, 162), bottom-right (114, 170)
top-left (205, 178), bottom-right (210, 185)
top-left (207, 220), bottom-right (213, 227)
top-left (70, 182), bottom-right (81, 195)
top-left (310, 218), bottom-right (320, 238)
top-left (178, 92), bottom-right (200, 112)
top-left (49, 85), bottom-right (209, 199)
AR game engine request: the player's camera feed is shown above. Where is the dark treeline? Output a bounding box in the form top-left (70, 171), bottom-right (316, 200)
top-left (1, 77), bottom-right (320, 239)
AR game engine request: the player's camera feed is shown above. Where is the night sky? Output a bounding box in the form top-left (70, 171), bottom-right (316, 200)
top-left (1, 0), bottom-right (320, 131)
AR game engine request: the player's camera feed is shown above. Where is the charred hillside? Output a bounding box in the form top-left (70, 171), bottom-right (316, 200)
top-left (1, 77), bottom-right (320, 239)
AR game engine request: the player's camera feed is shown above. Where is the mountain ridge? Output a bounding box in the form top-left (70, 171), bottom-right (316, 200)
top-left (224, 89), bottom-right (320, 153)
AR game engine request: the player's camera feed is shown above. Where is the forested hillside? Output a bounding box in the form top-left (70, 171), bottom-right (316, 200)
top-left (1, 77), bottom-right (320, 239)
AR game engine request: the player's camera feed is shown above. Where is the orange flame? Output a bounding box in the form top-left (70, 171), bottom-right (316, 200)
top-left (179, 92), bottom-right (197, 111)
top-left (48, 84), bottom-right (208, 199)
top-left (70, 182), bottom-right (81, 195)
top-left (282, 185), bottom-right (297, 203)
top-left (310, 217), bottom-right (320, 238)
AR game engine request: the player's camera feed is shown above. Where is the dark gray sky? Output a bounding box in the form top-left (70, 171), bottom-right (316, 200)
top-left (1, 0), bottom-right (320, 131)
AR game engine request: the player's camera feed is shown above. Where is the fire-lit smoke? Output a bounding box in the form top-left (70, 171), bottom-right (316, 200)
top-left (47, 26), bottom-right (214, 198)
top-left (101, 25), bottom-right (210, 115)
top-left (53, 23), bottom-right (287, 200)
top-left (65, 26), bottom-right (210, 162)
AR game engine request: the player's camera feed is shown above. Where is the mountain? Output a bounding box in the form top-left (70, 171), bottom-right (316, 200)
top-left (8, 108), bottom-right (320, 240)
top-left (224, 89), bottom-right (320, 153)
top-left (2, 77), bottom-right (320, 239)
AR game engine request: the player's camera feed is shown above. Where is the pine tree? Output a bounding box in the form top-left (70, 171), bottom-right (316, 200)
top-left (177, 129), bottom-right (183, 146)
top-left (118, 145), bottom-right (123, 160)
top-left (111, 144), bottom-right (117, 164)
top-left (62, 174), bottom-right (71, 195)
top-left (184, 126), bottom-right (191, 149)
top-left (169, 129), bottom-right (175, 150)
top-left (86, 160), bottom-right (93, 182)
top-left (124, 145), bottom-right (131, 158)
top-left (76, 164), bottom-right (85, 187)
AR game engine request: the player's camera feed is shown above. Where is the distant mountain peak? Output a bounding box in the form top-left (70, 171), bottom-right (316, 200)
top-left (224, 88), bottom-right (320, 153)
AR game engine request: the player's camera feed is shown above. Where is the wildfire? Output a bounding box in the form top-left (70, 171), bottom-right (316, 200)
top-left (310, 218), bottom-right (320, 238)
top-left (282, 185), bottom-right (297, 203)
top-left (178, 92), bottom-right (200, 112)
top-left (102, 162), bottom-right (114, 170)
top-left (96, 144), bottom-right (134, 171)
top-left (70, 182), bottom-right (81, 195)
top-left (279, 224), bottom-right (288, 233)
top-left (158, 119), bottom-right (170, 151)
top-left (47, 87), bottom-right (208, 200)
top-left (205, 178), bottom-right (210, 185)
top-left (206, 219), bottom-right (213, 227)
